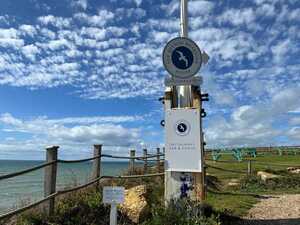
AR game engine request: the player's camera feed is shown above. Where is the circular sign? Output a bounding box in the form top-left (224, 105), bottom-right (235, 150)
top-left (175, 120), bottom-right (191, 136)
top-left (163, 37), bottom-right (202, 79)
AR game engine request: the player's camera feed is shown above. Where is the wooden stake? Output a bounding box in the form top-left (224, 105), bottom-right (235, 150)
top-left (143, 148), bottom-right (148, 174)
top-left (92, 144), bottom-right (102, 185)
top-left (129, 150), bottom-right (135, 175)
top-left (156, 148), bottom-right (161, 173)
top-left (44, 146), bottom-right (58, 216)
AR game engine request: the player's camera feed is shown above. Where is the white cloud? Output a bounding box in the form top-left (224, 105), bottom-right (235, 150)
top-left (22, 44), bottom-right (40, 61)
top-left (72, 0), bottom-right (88, 10)
top-left (0, 38), bottom-right (24, 48)
top-left (133, 0), bottom-right (142, 7)
top-left (45, 39), bottom-right (73, 50)
top-left (19, 25), bottom-right (37, 37)
top-left (206, 86), bottom-right (300, 147)
top-left (289, 117), bottom-right (300, 126)
top-left (74, 10), bottom-right (114, 27)
top-left (0, 113), bottom-right (144, 147)
top-left (217, 8), bottom-right (256, 27)
top-left (287, 127), bottom-right (300, 140)
top-left (80, 27), bottom-right (106, 40)
top-left (189, 1), bottom-right (214, 16)
top-left (38, 15), bottom-right (72, 28)
top-left (0, 28), bottom-right (18, 39)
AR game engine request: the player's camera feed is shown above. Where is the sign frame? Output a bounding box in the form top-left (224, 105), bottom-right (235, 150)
top-left (165, 108), bottom-right (202, 172)
top-left (103, 186), bottom-right (125, 204)
top-left (163, 37), bottom-right (202, 79)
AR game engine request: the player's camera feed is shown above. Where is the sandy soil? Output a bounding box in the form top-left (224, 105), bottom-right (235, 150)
top-left (240, 194), bottom-right (300, 225)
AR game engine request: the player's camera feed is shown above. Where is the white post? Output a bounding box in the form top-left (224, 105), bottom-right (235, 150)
top-left (110, 203), bottom-right (117, 225)
top-left (165, 0), bottom-right (205, 202)
top-left (175, 0), bottom-right (192, 108)
top-left (180, 0), bottom-right (188, 38)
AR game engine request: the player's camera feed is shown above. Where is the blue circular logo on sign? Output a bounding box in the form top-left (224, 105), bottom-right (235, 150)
top-left (171, 46), bottom-right (194, 70)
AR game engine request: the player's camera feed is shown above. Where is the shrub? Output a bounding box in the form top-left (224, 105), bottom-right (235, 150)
top-left (16, 188), bottom-right (132, 225)
top-left (239, 173), bottom-right (300, 192)
top-left (143, 199), bottom-right (221, 225)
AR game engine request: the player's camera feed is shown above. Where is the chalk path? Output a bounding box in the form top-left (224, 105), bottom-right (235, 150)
top-left (240, 194), bottom-right (300, 225)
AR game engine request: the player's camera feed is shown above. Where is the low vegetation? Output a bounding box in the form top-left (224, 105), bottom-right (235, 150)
top-left (239, 170), bottom-right (300, 194)
top-left (10, 154), bottom-right (300, 225)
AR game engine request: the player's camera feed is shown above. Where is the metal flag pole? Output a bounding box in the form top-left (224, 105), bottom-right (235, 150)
top-left (174, 0), bottom-right (193, 108)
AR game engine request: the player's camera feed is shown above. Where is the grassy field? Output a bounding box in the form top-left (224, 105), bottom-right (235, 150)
top-left (204, 152), bottom-right (300, 216)
top-left (7, 153), bottom-right (300, 225)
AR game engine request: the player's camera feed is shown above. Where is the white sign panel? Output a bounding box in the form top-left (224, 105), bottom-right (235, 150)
top-left (163, 37), bottom-right (202, 79)
top-left (165, 76), bottom-right (203, 87)
top-left (103, 186), bottom-right (125, 204)
top-left (165, 108), bottom-right (202, 172)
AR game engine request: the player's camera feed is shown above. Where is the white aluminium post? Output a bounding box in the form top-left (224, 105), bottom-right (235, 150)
top-left (175, 0), bottom-right (192, 108)
top-left (180, 0), bottom-right (188, 38)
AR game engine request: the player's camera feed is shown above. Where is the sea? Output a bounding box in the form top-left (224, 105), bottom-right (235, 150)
top-left (0, 160), bottom-right (133, 215)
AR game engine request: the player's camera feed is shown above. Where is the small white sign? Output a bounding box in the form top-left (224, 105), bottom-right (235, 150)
top-left (165, 108), bottom-right (202, 172)
top-left (103, 186), bottom-right (125, 204)
top-left (165, 76), bottom-right (203, 87)
top-left (163, 37), bottom-right (202, 79)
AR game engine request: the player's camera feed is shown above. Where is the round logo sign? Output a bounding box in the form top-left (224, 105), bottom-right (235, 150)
top-left (163, 37), bottom-right (202, 79)
top-left (175, 120), bottom-right (191, 136)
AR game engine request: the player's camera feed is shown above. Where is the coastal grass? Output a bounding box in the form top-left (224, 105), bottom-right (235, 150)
top-left (204, 153), bottom-right (300, 217)
top-left (11, 154), bottom-right (300, 225)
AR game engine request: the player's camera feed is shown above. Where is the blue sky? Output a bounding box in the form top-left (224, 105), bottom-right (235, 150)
top-left (0, 0), bottom-right (299, 160)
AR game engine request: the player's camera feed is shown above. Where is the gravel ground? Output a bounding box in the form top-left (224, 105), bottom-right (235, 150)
top-left (240, 194), bottom-right (300, 225)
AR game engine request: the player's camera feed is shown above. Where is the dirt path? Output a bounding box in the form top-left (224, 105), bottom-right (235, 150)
top-left (241, 194), bottom-right (300, 225)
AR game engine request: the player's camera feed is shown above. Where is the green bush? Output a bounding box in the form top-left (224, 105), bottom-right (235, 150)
top-left (143, 199), bottom-right (220, 225)
top-left (16, 175), bottom-right (225, 225)
top-left (17, 188), bottom-right (132, 225)
top-left (239, 173), bottom-right (300, 192)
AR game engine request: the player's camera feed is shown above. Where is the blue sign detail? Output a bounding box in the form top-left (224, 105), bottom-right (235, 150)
top-left (177, 123), bottom-right (187, 133)
top-left (171, 46), bottom-right (194, 70)
top-left (180, 173), bottom-right (193, 198)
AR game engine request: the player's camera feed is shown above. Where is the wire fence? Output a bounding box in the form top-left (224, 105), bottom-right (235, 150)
top-left (0, 145), bottom-right (165, 221)
top-left (1, 145), bottom-right (299, 222)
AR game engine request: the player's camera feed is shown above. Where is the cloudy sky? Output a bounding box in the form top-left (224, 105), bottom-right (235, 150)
top-left (0, 0), bottom-right (299, 160)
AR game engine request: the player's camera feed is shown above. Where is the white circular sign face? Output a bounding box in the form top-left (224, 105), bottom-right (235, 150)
top-left (174, 120), bottom-right (191, 136)
top-left (163, 37), bottom-right (202, 79)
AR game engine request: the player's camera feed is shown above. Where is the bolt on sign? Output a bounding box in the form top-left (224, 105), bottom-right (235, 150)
top-left (163, 37), bottom-right (202, 79)
top-left (103, 186), bottom-right (125, 225)
top-left (165, 109), bottom-right (202, 172)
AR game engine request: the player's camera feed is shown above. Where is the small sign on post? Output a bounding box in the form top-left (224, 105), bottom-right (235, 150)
top-left (103, 186), bottom-right (125, 225)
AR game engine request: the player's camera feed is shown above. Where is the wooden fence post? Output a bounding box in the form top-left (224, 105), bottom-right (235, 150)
top-left (44, 146), bottom-right (59, 216)
top-left (247, 160), bottom-right (252, 175)
top-left (129, 150), bottom-right (135, 175)
top-left (92, 144), bottom-right (102, 185)
top-left (143, 149), bottom-right (148, 174)
top-left (156, 148), bottom-right (161, 173)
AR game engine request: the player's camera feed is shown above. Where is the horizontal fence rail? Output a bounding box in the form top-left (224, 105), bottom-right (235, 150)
top-left (0, 145), bottom-right (165, 221)
top-left (0, 173), bottom-right (165, 221)
top-left (101, 153), bottom-right (164, 160)
top-left (206, 164), bottom-right (247, 174)
top-left (57, 156), bottom-right (101, 164)
top-left (0, 161), bottom-right (57, 181)
top-left (1, 144), bottom-right (299, 222)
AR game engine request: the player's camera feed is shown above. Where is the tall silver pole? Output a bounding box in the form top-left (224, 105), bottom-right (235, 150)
top-left (174, 0), bottom-right (193, 108)
top-left (180, 0), bottom-right (188, 37)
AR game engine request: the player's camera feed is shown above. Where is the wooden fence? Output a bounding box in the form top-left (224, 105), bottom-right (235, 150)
top-left (0, 145), bottom-right (165, 221)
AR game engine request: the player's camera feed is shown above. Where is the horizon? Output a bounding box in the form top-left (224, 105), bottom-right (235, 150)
top-left (0, 0), bottom-right (299, 160)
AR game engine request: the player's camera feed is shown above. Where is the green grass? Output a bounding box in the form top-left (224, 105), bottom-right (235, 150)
top-left (12, 154), bottom-right (300, 225)
top-left (205, 192), bottom-right (259, 217)
top-left (206, 154), bottom-right (300, 185)
top-left (204, 153), bottom-right (300, 217)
